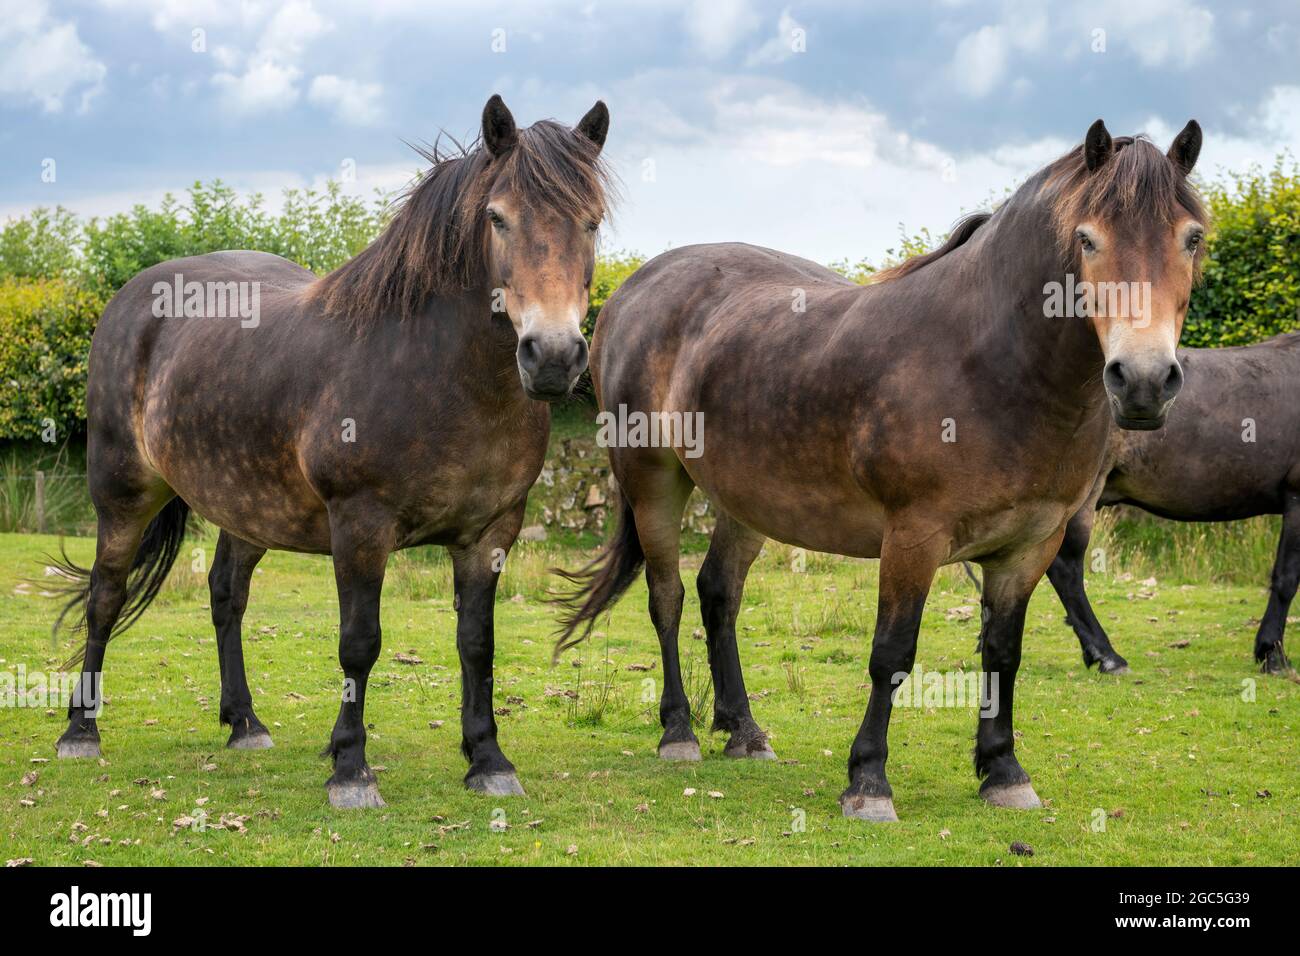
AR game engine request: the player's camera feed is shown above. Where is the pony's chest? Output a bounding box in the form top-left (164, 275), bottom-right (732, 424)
top-left (400, 416), bottom-right (549, 546)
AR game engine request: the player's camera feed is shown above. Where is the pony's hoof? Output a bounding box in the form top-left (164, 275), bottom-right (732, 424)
top-left (1261, 646), bottom-right (1293, 676)
top-left (56, 737), bottom-right (101, 759)
top-left (981, 781), bottom-right (1042, 810)
top-left (227, 730), bottom-right (274, 750)
top-left (841, 793), bottom-right (899, 822)
top-left (326, 779), bottom-right (386, 809)
top-left (724, 734), bottom-right (777, 760)
top-left (657, 740), bottom-right (702, 761)
top-left (1097, 656), bottom-right (1130, 675)
top-left (466, 772), bottom-right (526, 796)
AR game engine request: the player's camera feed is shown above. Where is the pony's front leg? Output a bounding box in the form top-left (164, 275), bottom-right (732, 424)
top-left (451, 509), bottom-right (526, 796)
top-left (975, 540), bottom-right (1060, 810)
top-left (841, 527), bottom-right (944, 822)
top-left (323, 506), bottom-right (394, 809)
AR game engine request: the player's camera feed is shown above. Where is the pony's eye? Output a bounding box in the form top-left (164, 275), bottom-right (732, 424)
top-left (1076, 230), bottom-right (1095, 253)
top-left (585, 221), bottom-right (600, 233)
top-left (487, 209), bottom-right (505, 228)
top-left (1187, 232), bottom-right (1203, 252)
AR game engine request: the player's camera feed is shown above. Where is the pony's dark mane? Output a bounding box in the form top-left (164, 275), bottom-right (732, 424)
top-left (873, 134), bottom-right (1208, 285)
top-left (311, 120), bottom-right (612, 325)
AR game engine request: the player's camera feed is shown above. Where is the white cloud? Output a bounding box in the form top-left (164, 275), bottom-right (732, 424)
top-left (1086, 0), bottom-right (1214, 68)
top-left (93, 0), bottom-right (270, 33)
top-left (0, 0), bottom-right (106, 113)
top-left (212, 58), bottom-right (302, 114)
top-left (949, 25), bottom-right (1009, 99)
top-left (947, 1), bottom-right (1048, 100)
top-left (684, 0), bottom-right (760, 59)
top-left (206, 0), bottom-right (332, 116)
top-left (949, 0), bottom-right (1211, 99)
top-left (309, 75), bottom-right (385, 125)
top-left (745, 9), bottom-right (805, 66)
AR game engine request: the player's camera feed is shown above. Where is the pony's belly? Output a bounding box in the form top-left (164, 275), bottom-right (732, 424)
top-left (694, 475), bottom-right (887, 558)
top-left (160, 461), bottom-right (332, 553)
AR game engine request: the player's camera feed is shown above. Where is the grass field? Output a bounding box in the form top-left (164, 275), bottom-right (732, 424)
top-left (2, 525), bottom-right (1297, 868)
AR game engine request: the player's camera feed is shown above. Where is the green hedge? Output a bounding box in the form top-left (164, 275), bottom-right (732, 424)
top-left (0, 278), bottom-right (105, 440)
top-left (1185, 160), bottom-right (1300, 347)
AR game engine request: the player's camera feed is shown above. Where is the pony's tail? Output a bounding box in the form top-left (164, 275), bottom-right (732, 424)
top-left (53, 497), bottom-right (192, 670)
top-left (550, 486), bottom-right (644, 662)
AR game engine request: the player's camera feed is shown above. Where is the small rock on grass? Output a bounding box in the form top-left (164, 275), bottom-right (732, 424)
top-left (1009, 841), bottom-right (1034, 857)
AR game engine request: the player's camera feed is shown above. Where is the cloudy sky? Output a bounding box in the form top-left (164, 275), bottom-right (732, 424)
top-left (3, 0), bottom-right (1300, 264)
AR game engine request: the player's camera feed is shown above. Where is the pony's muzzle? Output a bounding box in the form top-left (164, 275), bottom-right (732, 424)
top-left (1102, 356), bottom-right (1183, 430)
top-left (517, 331), bottom-right (588, 402)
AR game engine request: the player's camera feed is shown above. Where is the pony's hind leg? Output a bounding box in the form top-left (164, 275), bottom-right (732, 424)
top-left (626, 461), bottom-right (697, 760)
top-left (452, 506), bottom-right (526, 796)
top-left (697, 512), bottom-right (773, 759)
top-left (1045, 507), bottom-right (1129, 674)
top-left (842, 525), bottom-right (946, 822)
top-left (1255, 489), bottom-right (1299, 675)
top-left (56, 504), bottom-right (159, 758)
top-left (322, 504), bottom-right (394, 808)
top-left (209, 530), bottom-right (272, 749)
top-left (974, 540), bottom-right (1061, 811)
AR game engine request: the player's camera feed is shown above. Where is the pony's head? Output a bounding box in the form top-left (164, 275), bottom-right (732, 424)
top-left (313, 94), bottom-right (612, 403)
top-left (1048, 119), bottom-right (1206, 429)
top-left (476, 96), bottom-right (610, 401)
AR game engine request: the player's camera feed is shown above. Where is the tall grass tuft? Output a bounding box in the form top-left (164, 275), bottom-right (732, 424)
top-left (1089, 507), bottom-right (1280, 585)
top-left (0, 448), bottom-right (93, 535)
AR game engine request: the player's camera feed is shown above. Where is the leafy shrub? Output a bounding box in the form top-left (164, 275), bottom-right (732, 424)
top-left (80, 180), bottom-right (387, 292)
top-left (0, 278), bottom-right (105, 440)
top-left (0, 207), bottom-right (82, 281)
top-left (1186, 158), bottom-right (1300, 347)
top-left (585, 250), bottom-right (645, 339)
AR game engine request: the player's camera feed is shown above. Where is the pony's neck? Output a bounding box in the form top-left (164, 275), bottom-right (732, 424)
top-left (959, 187), bottom-right (1108, 412)
top-left (412, 286), bottom-right (532, 410)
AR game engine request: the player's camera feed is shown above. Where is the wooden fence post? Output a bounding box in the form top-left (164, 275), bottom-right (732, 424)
top-left (35, 470), bottom-right (46, 535)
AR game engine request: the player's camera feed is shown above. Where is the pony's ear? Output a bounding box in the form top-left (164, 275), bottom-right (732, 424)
top-left (1167, 120), bottom-right (1202, 176)
top-left (575, 100), bottom-right (609, 151)
top-left (1084, 118), bottom-right (1112, 173)
top-left (482, 94), bottom-right (518, 157)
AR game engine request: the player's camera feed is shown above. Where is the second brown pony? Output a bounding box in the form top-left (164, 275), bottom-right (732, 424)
top-left (559, 120), bottom-right (1206, 821)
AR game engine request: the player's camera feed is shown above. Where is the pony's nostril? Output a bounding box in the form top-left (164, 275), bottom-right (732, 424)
top-left (1103, 360), bottom-right (1127, 393)
top-left (568, 337), bottom-right (589, 369)
top-left (518, 335), bottom-right (542, 370)
top-left (1162, 362), bottom-right (1184, 401)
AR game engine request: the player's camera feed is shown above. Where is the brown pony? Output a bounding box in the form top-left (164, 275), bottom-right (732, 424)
top-left (558, 120), bottom-right (1205, 821)
top-left (53, 96), bottom-right (611, 808)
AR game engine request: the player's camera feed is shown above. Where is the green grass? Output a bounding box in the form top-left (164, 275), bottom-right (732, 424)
top-left (2, 529), bottom-right (1296, 867)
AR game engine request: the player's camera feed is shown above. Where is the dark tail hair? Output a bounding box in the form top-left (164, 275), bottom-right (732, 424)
top-left (52, 497), bottom-right (192, 669)
top-left (551, 487), bottom-right (644, 662)
top-left (962, 561), bottom-right (983, 594)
